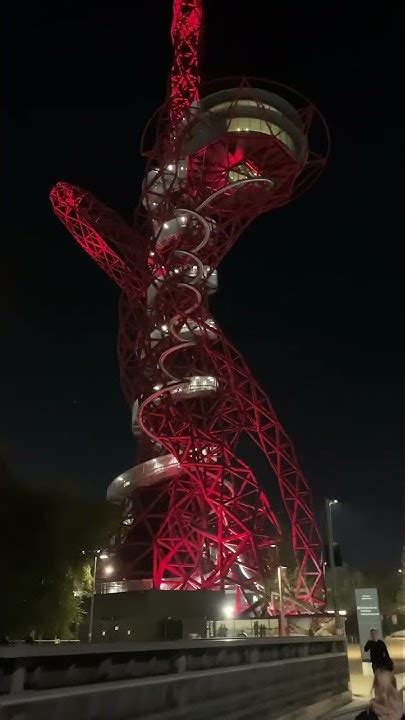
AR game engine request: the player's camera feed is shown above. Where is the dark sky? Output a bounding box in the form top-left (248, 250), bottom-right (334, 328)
top-left (3, 2), bottom-right (401, 573)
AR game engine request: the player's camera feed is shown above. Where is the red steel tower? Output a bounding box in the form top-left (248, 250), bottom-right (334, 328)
top-left (50, 1), bottom-right (329, 615)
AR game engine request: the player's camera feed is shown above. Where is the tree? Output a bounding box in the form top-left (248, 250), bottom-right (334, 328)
top-left (370, 570), bottom-right (403, 617)
top-left (0, 451), bottom-right (119, 638)
top-left (326, 563), bottom-right (366, 613)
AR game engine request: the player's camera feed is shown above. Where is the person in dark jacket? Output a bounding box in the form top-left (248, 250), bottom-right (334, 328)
top-left (259, 624), bottom-right (266, 638)
top-left (216, 623), bottom-right (227, 638)
top-left (23, 630), bottom-right (35, 644)
top-left (365, 628), bottom-right (393, 673)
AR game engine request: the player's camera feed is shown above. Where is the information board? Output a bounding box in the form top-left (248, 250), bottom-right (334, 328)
top-left (355, 587), bottom-right (382, 661)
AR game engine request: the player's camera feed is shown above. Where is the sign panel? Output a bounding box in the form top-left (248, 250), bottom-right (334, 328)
top-left (355, 587), bottom-right (382, 661)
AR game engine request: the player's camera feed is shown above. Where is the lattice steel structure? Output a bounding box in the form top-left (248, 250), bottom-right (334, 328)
top-left (50, 0), bottom-right (329, 615)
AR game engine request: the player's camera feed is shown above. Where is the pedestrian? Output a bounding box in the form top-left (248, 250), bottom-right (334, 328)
top-left (259, 624), bottom-right (266, 637)
top-left (253, 620), bottom-right (259, 638)
top-left (364, 628), bottom-right (393, 673)
top-left (217, 623), bottom-right (227, 638)
top-left (23, 630), bottom-right (35, 645)
top-left (355, 670), bottom-right (404, 720)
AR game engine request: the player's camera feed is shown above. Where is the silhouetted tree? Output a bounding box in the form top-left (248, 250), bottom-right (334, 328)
top-left (0, 450), bottom-right (119, 638)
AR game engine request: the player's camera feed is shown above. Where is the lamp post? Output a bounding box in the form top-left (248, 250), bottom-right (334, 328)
top-left (277, 565), bottom-right (287, 636)
top-left (325, 498), bottom-right (340, 632)
top-left (87, 550), bottom-right (109, 644)
top-left (271, 543), bottom-right (287, 637)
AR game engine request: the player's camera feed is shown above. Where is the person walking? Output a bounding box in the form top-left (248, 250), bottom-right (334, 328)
top-left (355, 670), bottom-right (404, 720)
top-left (364, 628), bottom-right (393, 673)
top-left (259, 624), bottom-right (266, 638)
top-left (217, 623), bottom-right (227, 638)
top-left (23, 630), bottom-right (35, 645)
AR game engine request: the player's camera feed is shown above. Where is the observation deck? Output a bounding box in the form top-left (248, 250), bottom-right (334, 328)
top-left (183, 86), bottom-right (308, 163)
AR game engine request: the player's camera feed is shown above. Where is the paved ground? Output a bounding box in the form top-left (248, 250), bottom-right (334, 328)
top-left (322, 703), bottom-right (366, 720)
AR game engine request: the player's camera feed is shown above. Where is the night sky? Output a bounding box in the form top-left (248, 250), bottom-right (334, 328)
top-left (3, 2), bottom-right (401, 573)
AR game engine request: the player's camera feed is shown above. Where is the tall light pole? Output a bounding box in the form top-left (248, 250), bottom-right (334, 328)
top-left (271, 543), bottom-right (287, 637)
top-left (325, 498), bottom-right (340, 632)
top-left (87, 550), bottom-right (109, 644)
top-left (277, 565), bottom-right (287, 636)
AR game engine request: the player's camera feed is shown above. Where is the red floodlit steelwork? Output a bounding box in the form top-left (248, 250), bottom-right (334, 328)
top-left (50, 1), bottom-right (329, 615)
top-left (170, 0), bottom-right (203, 124)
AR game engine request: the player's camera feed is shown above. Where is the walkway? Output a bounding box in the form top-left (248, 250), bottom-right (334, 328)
top-left (322, 702), bottom-right (365, 720)
top-left (320, 670), bottom-right (405, 720)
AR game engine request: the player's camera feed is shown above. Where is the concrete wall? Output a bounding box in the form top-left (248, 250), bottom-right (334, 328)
top-left (80, 589), bottom-right (227, 642)
top-left (0, 637), bottom-right (351, 720)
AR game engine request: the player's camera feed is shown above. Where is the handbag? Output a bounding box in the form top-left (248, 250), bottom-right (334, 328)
top-left (355, 710), bottom-right (378, 720)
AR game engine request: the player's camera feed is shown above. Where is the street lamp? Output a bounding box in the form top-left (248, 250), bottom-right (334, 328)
top-left (325, 498), bottom-right (340, 632)
top-left (270, 543), bottom-right (287, 637)
top-left (223, 604), bottom-right (234, 619)
top-left (86, 550), bottom-right (110, 643)
top-left (277, 565), bottom-right (287, 636)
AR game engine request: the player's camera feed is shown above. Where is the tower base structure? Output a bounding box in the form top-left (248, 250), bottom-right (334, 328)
top-left (81, 587), bottom-right (338, 644)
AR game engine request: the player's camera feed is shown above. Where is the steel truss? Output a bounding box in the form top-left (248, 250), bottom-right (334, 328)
top-left (50, 0), bottom-right (329, 614)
